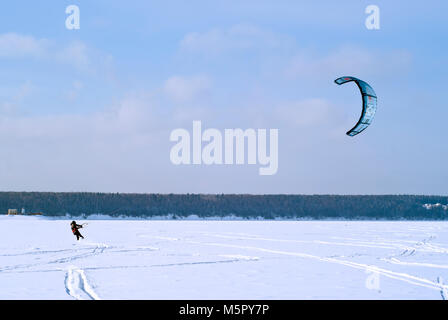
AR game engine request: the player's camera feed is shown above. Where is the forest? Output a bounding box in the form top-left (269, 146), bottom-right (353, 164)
top-left (1, 192), bottom-right (447, 220)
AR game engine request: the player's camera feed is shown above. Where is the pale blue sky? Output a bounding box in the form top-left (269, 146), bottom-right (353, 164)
top-left (0, 1), bottom-right (447, 194)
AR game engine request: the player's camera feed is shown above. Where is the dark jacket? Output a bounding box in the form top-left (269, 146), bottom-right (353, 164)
top-left (70, 222), bottom-right (83, 234)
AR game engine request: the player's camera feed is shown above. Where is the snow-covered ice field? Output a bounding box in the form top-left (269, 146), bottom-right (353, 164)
top-left (1, 216), bottom-right (448, 300)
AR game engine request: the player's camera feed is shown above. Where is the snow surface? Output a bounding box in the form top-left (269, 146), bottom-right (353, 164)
top-left (1, 216), bottom-right (448, 300)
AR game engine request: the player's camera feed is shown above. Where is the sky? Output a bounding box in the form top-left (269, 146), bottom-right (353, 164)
top-left (0, 1), bottom-right (447, 194)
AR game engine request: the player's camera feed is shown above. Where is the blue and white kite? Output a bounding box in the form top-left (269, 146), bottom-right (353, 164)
top-left (334, 76), bottom-right (377, 137)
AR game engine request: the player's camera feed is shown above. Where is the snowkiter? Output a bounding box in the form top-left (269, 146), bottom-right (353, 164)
top-left (70, 221), bottom-right (84, 240)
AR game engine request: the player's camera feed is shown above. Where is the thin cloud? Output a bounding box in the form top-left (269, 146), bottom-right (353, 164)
top-left (164, 75), bottom-right (212, 102)
top-left (0, 33), bottom-right (111, 74)
top-left (0, 33), bottom-right (50, 58)
top-left (287, 46), bottom-right (412, 79)
top-left (180, 24), bottom-right (295, 54)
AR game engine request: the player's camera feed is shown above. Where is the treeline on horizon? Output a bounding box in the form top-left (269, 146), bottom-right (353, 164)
top-left (0, 192), bottom-right (447, 220)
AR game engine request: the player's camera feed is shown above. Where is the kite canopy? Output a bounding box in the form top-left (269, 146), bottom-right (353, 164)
top-left (334, 76), bottom-right (377, 137)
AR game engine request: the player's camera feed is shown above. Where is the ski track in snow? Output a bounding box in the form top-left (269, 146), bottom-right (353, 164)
top-left (0, 243), bottom-right (109, 273)
top-left (65, 266), bottom-right (101, 300)
top-left (383, 258), bottom-right (448, 269)
top-left (48, 243), bottom-right (109, 265)
top-left (63, 255), bottom-right (260, 272)
top-left (437, 277), bottom-right (447, 300)
top-left (183, 233), bottom-right (448, 297)
top-left (0, 242), bottom-right (108, 299)
top-left (191, 240), bottom-right (448, 293)
top-left (201, 232), bottom-right (448, 256)
top-left (2, 221), bottom-right (448, 299)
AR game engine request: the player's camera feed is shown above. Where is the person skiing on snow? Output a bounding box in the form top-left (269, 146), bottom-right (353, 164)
top-left (70, 221), bottom-right (84, 240)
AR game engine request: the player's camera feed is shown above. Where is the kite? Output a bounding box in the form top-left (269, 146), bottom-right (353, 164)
top-left (334, 76), bottom-right (377, 137)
